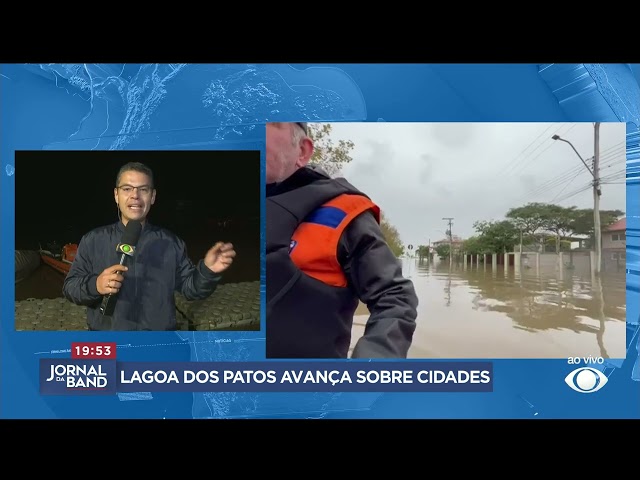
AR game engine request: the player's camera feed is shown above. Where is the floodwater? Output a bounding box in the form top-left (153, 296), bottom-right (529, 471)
top-left (18, 247), bottom-right (628, 359)
top-left (350, 257), bottom-right (627, 359)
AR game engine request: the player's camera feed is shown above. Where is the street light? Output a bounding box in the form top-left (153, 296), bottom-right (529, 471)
top-left (551, 134), bottom-right (594, 177)
top-left (551, 125), bottom-right (601, 274)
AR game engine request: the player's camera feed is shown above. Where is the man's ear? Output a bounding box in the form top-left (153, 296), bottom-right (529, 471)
top-left (151, 189), bottom-right (156, 205)
top-left (296, 137), bottom-right (314, 168)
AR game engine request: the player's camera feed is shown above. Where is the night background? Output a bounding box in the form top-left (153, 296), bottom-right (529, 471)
top-left (15, 149), bottom-right (261, 300)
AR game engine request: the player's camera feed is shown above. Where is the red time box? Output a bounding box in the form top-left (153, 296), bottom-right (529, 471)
top-left (71, 342), bottom-right (117, 359)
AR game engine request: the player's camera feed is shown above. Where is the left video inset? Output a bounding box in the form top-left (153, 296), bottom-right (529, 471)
top-left (15, 150), bottom-right (261, 332)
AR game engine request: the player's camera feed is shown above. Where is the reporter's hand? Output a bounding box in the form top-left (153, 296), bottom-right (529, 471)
top-left (204, 242), bottom-right (236, 274)
top-left (96, 264), bottom-right (128, 295)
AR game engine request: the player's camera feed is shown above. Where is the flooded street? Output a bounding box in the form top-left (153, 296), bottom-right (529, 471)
top-left (350, 257), bottom-right (627, 359)
top-left (18, 249), bottom-right (628, 355)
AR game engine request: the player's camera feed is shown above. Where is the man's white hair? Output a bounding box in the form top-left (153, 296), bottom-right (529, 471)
top-left (291, 122), bottom-right (307, 146)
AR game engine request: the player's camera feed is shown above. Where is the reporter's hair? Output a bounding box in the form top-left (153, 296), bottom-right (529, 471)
top-left (116, 162), bottom-right (155, 189)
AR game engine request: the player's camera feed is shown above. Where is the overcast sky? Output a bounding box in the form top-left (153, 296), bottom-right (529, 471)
top-left (321, 122), bottom-right (627, 247)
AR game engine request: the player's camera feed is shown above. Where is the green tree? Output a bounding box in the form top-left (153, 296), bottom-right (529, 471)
top-left (506, 202), bottom-right (595, 252)
top-left (539, 204), bottom-right (576, 253)
top-left (571, 208), bottom-right (624, 247)
top-left (462, 236), bottom-right (486, 255)
top-left (505, 202), bottom-right (549, 252)
top-left (473, 220), bottom-right (519, 254)
top-left (470, 201), bottom-right (625, 255)
top-left (379, 212), bottom-right (404, 257)
top-left (435, 244), bottom-right (450, 259)
top-left (307, 123), bottom-right (355, 177)
top-left (505, 202), bottom-right (548, 235)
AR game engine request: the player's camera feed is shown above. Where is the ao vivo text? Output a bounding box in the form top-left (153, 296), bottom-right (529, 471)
top-left (567, 356), bottom-right (605, 365)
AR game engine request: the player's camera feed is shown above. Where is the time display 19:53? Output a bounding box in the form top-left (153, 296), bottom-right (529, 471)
top-left (71, 342), bottom-right (117, 359)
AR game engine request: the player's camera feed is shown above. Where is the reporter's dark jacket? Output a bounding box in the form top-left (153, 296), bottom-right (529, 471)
top-left (266, 166), bottom-right (418, 359)
top-left (63, 221), bottom-right (221, 331)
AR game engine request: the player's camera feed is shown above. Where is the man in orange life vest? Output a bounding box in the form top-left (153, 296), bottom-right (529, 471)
top-left (266, 122), bottom-right (418, 359)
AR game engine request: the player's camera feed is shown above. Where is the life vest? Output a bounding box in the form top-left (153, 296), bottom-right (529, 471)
top-left (266, 170), bottom-right (380, 358)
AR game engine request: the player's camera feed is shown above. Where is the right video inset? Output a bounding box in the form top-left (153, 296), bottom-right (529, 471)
top-left (265, 121), bottom-right (628, 360)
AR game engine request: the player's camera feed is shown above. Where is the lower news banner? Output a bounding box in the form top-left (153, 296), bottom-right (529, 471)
top-left (39, 360), bottom-right (493, 394)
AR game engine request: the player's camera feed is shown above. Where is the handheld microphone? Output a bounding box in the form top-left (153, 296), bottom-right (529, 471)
top-left (99, 220), bottom-right (143, 317)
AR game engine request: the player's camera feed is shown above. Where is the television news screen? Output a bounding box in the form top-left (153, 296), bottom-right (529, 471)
top-left (0, 63), bottom-right (638, 423)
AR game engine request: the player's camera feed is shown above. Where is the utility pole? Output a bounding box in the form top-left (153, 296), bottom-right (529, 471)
top-left (551, 122), bottom-right (602, 274)
top-left (593, 122), bottom-right (601, 274)
top-left (442, 217), bottom-right (454, 268)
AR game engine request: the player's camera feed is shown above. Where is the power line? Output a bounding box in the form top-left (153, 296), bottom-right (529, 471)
top-left (515, 146), bottom-right (625, 203)
top-left (497, 123), bottom-right (559, 178)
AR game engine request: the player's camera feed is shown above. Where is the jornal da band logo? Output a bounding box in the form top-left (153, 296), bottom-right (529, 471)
top-left (40, 359), bottom-right (117, 395)
top-left (46, 363), bottom-right (108, 388)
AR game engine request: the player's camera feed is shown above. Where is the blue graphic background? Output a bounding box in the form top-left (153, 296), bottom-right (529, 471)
top-left (1, 63), bottom-right (638, 419)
